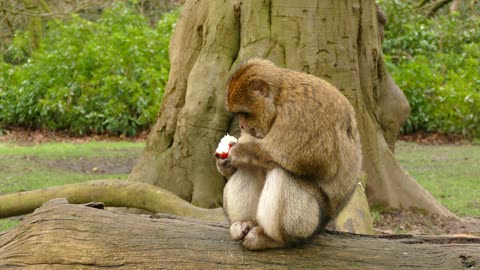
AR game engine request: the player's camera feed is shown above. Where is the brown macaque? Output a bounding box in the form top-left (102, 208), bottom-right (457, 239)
top-left (216, 58), bottom-right (362, 250)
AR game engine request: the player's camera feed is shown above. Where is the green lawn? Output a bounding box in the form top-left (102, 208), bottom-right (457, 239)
top-left (0, 140), bottom-right (479, 231)
top-left (0, 141), bottom-right (144, 231)
top-left (0, 141), bottom-right (144, 194)
top-left (395, 141), bottom-right (480, 217)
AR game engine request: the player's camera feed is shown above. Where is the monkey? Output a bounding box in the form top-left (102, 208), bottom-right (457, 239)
top-left (216, 58), bottom-right (362, 250)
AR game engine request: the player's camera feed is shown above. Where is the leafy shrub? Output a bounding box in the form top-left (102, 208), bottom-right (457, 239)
top-left (0, 3), bottom-right (179, 136)
top-left (379, 0), bottom-right (480, 138)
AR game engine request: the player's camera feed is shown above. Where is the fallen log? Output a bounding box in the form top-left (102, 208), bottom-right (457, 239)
top-left (0, 199), bottom-right (478, 269)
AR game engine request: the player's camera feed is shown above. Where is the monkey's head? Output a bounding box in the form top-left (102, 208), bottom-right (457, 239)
top-left (226, 58), bottom-right (279, 139)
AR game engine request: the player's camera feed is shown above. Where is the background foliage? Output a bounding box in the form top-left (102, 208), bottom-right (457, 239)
top-left (379, 0), bottom-right (480, 138)
top-left (0, 3), bottom-right (179, 136)
top-left (1, 1), bottom-right (479, 138)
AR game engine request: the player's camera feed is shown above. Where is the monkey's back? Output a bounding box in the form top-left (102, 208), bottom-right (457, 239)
top-left (264, 67), bottom-right (362, 216)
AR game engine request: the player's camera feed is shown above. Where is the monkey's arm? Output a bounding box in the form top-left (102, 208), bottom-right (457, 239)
top-left (216, 157), bottom-right (237, 178)
top-left (229, 142), bottom-right (275, 170)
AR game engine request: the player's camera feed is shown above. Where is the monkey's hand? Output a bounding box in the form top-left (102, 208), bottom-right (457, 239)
top-left (229, 142), bottom-right (274, 170)
top-left (216, 156), bottom-right (237, 178)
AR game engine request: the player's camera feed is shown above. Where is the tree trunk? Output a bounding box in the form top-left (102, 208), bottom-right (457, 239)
top-left (128, 0), bottom-right (453, 216)
top-left (449, 0), bottom-right (462, 13)
top-left (1, 199), bottom-right (478, 269)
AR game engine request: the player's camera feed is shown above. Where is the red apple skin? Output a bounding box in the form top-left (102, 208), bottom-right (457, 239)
top-left (215, 143), bottom-right (234, 159)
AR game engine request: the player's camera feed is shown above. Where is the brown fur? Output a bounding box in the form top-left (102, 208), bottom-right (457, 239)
top-left (218, 58), bottom-right (362, 250)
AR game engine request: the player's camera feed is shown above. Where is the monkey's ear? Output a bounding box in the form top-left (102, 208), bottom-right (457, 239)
top-left (250, 79), bottom-right (269, 98)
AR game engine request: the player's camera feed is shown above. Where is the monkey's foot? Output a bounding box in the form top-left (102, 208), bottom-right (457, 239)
top-left (230, 220), bottom-right (256, 240)
top-left (242, 226), bottom-right (284, 251)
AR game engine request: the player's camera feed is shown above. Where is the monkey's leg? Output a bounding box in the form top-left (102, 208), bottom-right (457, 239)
top-left (243, 167), bottom-right (320, 250)
top-left (223, 167), bottom-right (265, 240)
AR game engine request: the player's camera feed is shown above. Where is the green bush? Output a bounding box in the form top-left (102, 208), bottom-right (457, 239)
top-left (0, 4), bottom-right (179, 136)
top-left (379, 0), bottom-right (480, 138)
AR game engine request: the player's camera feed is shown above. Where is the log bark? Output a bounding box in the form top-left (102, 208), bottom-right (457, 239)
top-left (1, 199), bottom-right (478, 269)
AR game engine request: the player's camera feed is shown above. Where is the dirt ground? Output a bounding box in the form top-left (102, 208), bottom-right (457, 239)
top-left (0, 127), bottom-right (149, 144)
top-left (2, 128), bottom-right (480, 236)
top-left (374, 208), bottom-right (480, 237)
top-left (42, 156), bottom-right (139, 174)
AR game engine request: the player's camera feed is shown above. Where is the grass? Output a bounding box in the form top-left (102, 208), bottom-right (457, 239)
top-left (395, 141), bottom-right (480, 217)
top-left (0, 219), bottom-right (18, 231)
top-left (0, 141), bottom-right (144, 231)
top-left (0, 141), bottom-right (144, 193)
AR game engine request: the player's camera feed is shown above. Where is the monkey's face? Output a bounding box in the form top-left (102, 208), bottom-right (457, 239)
top-left (226, 79), bottom-right (276, 139)
top-left (238, 112), bottom-right (266, 138)
top-left (226, 61), bottom-right (278, 139)
top-left (234, 93), bottom-right (276, 139)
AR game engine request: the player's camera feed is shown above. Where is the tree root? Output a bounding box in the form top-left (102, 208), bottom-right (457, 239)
top-left (0, 179), bottom-right (225, 222)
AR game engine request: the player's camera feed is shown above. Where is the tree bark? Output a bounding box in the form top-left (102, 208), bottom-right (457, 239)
top-left (450, 0), bottom-right (462, 13)
top-left (1, 199), bottom-right (478, 269)
top-left (128, 0), bottom-right (453, 216)
top-left (328, 175), bottom-right (373, 234)
top-left (128, 0), bottom-right (235, 208)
